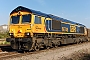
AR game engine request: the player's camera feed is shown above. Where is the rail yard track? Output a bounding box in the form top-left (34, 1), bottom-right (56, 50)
top-left (0, 41), bottom-right (89, 60)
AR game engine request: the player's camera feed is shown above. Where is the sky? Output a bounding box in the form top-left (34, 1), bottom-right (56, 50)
top-left (0, 0), bottom-right (90, 28)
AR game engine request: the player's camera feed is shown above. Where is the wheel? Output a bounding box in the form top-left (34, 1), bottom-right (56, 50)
top-left (34, 44), bottom-right (40, 51)
top-left (55, 41), bottom-right (61, 47)
top-left (46, 46), bottom-right (50, 49)
top-left (55, 44), bottom-right (58, 48)
top-left (57, 41), bottom-right (61, 46)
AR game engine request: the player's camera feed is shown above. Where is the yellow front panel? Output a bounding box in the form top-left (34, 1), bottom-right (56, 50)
top-left (9, 11), bottom-right (32, 37)
top-left (9, 24), bottom-right (31, 37)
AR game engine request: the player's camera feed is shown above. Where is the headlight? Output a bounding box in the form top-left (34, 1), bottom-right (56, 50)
top-left (9, 33), bottom-right (13, 36)
top-left (25, 32), bottom-right (30, 36)
top-left (27, 33), bottom-right (30, 35)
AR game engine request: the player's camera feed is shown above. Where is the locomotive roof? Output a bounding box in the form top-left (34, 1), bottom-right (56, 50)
top-left (48, 14), bottom-right (85, 27)
top-left (10, 6), bottom-right (85, 27)
top-left (10, 6), bottom-right (49, 17)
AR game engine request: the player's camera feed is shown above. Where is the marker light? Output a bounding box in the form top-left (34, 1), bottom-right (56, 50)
top-left (18, 30), bottom-right (22, 33)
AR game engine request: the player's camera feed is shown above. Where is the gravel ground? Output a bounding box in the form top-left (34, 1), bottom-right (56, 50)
top-left (4, 42), bottom-right (90, 60)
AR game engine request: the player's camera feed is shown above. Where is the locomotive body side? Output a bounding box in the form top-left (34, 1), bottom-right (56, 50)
top-left (6, 6), bottom-right (88, 51)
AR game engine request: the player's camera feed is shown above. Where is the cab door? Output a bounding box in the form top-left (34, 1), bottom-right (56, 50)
top-left (32, 15), bottom-right (45, 33)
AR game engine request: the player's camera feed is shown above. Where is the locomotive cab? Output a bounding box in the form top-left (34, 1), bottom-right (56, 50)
top-left (6, 6), bottom-right (48, 50)
top-left (7, 11), bottom-right (34, 50)
top-left (9, 12), bottom-right (32, 38)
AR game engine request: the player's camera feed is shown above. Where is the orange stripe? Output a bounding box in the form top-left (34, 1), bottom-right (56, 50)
top-left (44, 26), bottom-right (47, 32)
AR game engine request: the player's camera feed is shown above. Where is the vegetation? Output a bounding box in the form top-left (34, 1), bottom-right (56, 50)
top-left (0, 31), bottom-right (10, 45)
top-left (0, 41), bottom-right (10, 45)
top-left (0, 31), bottom-right (9, 38)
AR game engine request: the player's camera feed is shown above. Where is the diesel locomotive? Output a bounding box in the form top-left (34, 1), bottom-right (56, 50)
top-left (6, 6), bottom-right (88, 51)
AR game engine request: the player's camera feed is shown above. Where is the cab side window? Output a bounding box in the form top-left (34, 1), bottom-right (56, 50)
top-left (34, 16), bottom-right (41, 24)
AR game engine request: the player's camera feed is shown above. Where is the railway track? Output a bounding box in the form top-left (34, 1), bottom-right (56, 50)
top-left (0, 41), bottom-right (89, 60)
top-left (0, 52), bottom-right (21, 60)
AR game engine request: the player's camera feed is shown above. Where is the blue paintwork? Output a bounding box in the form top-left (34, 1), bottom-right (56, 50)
top-left (11, 6), bottom-right (86, 34)
top-left (45, 20), bottom-right (50, 31)
top-left (11, 6), bottom-right (85, 27)
top-left (76, 26), bottom-right (80, 33)
top-left (45, 20), bottom-right (62, 32)
top-left (61, 23), bottom-right (70, 32)
top-left (45, 20), bottom-right (84, 34)
top-left (48, 14), bottom-right (85, 27)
